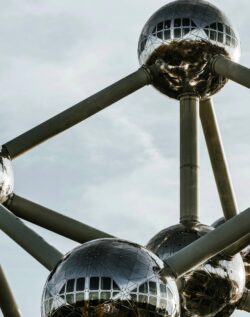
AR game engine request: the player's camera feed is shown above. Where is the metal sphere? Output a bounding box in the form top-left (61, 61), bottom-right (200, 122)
top-left (147, 223), bottom-right (245, 317)
top-left (0, 149), bottom-right (14, 203)
top-left (212, 217), bottom-right (250, 290)
top-left (42, 239), bottom-right (180, 317)
top-left (138, 0), bottom-right (240, 99)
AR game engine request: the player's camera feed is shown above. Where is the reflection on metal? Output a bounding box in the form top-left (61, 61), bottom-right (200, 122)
top-left (241, 247), bottom-right (250, 289)
top-left (147, 223), bottom-right (245, 316)
top-left (212, 217), bottom-right (250, 288)
top-left (0, 149), bottom-right (14, 204)
top-left (138, 0), bottom-right (240, 99)
top-left (41, 239), bottom-right (180, 317)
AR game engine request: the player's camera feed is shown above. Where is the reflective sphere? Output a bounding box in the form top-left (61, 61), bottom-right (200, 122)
top-left (42, 239), bottom-right (180, 317)
top-left (147, 223), bottom-right (245, 316)
top-left (212, 217), bottom-right (250, 290)
top-left (138, 0), bottom-right (240, 99)
top-left (0, 149), bottom-right (14, 203)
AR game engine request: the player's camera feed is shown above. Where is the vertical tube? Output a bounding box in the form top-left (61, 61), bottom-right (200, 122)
top-left (0, 266), bottom-right (22, 317)
top-left (180, 95), bottom-right (200, 224)
top-left (200, 98), bottom-right (238, 219)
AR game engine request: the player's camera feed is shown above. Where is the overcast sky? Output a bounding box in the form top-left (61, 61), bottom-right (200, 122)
top-left (0, 1), bottom-right (249, 316)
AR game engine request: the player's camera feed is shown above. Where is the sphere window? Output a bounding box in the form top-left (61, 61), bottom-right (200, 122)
top-left (157, 22), bottom-right (164, 31)
top-left (174, 18), bottom-right (181, 27)
top-left (112, 280), bottom-right (120, 290)
top-left (164, 20), bottom-right (171, 29)
top-left (76, 277), bottom-right (85, 291)
top-left (149, 281), bottom-right (157, 295)
top-left (160, 284), bottom-right (167, 297)
top-left (174, 28), bottom-right (181, 38)
top-left (139, 282), bottom-right (148, 294)
top-left (218, 32), bottom-right (224, 43)
top-left (66, 279), bottom-right (75, 292)
top-left (101, 277), bottom-right (111, 290)
top-left (164, 30), bottom-right (171, 40)
top-left (157, 31), bottom-right (163, 40)
top-left (183, 18), bottom-right (190, 26)
top-left (66, 293), bottom-right (74, 304)
top-left (100, 291), bottom-right (111, 300)
top-left (76, 293), bottom-right (84, 302)
top-left (90, 277), bottom-right (99, 290)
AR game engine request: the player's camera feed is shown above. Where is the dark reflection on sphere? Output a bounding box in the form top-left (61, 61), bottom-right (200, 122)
top-left (42, 239), bottom-right (180, 317)
top-left (147, 223), bottom-right (245, 316)
top-left (138, 0), bottom-right (240, 99)
top-left (212, 217), bottom-right (250, 290)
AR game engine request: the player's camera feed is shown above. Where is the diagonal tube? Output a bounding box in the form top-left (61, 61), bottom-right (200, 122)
top-left (5, 194), bottom-right (114, 243)
top-left (0, 265), bottom-right (22, 317)
top-left (211, 55), bottom-right (250, 89)
top-left (3, 66), bottom-right (155, 159)
top-left (180, 95), bottom-right (200, 224)
top-left (161, 208), bottom-right (250, 278)
top-left (200, 98), bottom-right (238, 219)
top-left (225, 234), bottom-right (250, 255)
top-left (0, 204), bottom-right (62, 271)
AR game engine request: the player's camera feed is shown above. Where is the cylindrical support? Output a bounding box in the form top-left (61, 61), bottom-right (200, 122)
top-left (200, 98), bottom-right (238, 219)
top-left (161, 208), bottom-right (250, 278)
top-left (3, 66), bottom-right (154, 159)
top-left (238, 289), bottom-right (250, 312)
top-left (224, 234), bottom-right (250, 256)
top-left (0, 204), bottom-right (63, 271)
top-left (211, 55), bottom-right (250, 89)
top-left (180, 95), bottom-right (200, 224)
top-left (0, 266), bottom-right (22, 317)
top-left (5, 194), bottom-right (114, 243)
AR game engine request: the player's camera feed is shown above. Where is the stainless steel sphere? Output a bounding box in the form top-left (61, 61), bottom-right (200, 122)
top-left (138, 0), bottom-right (240, 99)
top-left (212, 217), bottom-right (250, 290)
top-left (42, 239), bottom-right (180, 317)
top-left (0, 149), bottom-right (14, 203)
top-left (147, 223), bottom-right (245, 317)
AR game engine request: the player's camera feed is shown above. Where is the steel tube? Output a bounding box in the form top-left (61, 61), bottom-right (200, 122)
top-left (200, 98), bottom-right (238, 219)
top-left (211, 55), bottom-right (250, 89)
top-left (3, 66), bottom-right (154, 159)
top-left (0, 204), bottom-right (62, 271)
top-left (5, 194), bottom-right (114, 243)
top-left (224, 234), bottom-right (250, 256)
top-left (180, 95), bottom-right (200, 224)
top-left (0, 266), bottom-right (22, 317)
top-left (238, 289), bottom-right (250, 312)
top-left (161, 208), bottom-right (250, 278)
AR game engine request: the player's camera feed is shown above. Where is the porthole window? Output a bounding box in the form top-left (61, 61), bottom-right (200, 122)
top-left (90, 277), bottom-right (99, 290)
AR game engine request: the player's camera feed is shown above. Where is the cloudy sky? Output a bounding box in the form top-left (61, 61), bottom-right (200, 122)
top-left (0, 0), bottom-right (249, 316)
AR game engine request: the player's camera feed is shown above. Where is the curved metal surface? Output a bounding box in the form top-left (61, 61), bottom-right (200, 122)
top-left (138, 0), bottom-right (240, 99)
top-left (212, 217), bottom-right (250, 289)
top-left (147, 223), bottom-right (245, 317)
top-left (42, 239), bottom-right (180, 317)
top-left (0, 150), bottom-right (14, 204)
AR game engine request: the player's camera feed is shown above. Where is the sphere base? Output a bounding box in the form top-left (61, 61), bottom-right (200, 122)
top-left (147, 40), bottom-right (228, 100)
